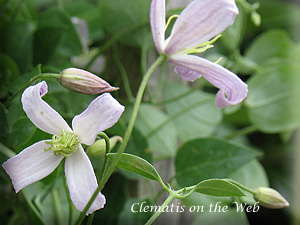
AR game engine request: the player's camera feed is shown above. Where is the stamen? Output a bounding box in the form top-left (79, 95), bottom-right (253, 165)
top-left (177, 35), bottom-right (222, 55)
top-left (215, 57), bottom-right (223, 64)
top-left (45, 130), bottom-right (79, 157)
top-left (165, 14), bottom-right (179, 32)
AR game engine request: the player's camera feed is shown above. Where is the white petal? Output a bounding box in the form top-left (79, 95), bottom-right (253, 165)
top-left (72, 93), bottom-right (124, 145)
top-left (165, 0), bottom-right (238, 55)
top-left (65, 145), bottom-right (105, 214)
top-left (170, 54), bottom-right (248, 109)
top-left (21, 81), bottom-right (72, 135)
top-left (150, 0), bottom-right (166, 53)
top-left (2, 140), bottom-right (63, 192)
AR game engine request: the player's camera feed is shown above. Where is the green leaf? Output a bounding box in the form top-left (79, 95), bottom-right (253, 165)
top-left (2, 21), bottom-right (36, 72)
top-left (0, 102), bottom-right (9, 144)
top-left (175, 138), bottom-right (259, 187)
top-left (33, 8), bottom-right (82, 65)
top-left (115, 128), bottom-right (152, 180)
top-left (258, 0), bottom-right (300, 39)
top-left (9, 117), bottom-right (36, 148)
top-left (107, 153), bottom-right (162, 182)
top-left (245, 64), bottom-right (300, 132)
top-left (164, 82), bottom-right (222, 142)
top-left (99, 0), bottom-right (152, 47)
top-left (123, 103), bottom-right (178, 157)
top-left (244, 29), bottom-right (294, 66)
top-left (194, 179), bottom-right (246, 197)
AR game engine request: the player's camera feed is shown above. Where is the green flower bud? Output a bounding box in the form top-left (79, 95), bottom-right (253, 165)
top-left (254, 187), bottom-right (289, 209)
top-left (87, 136), bottom-right (122, 157)
top-left (60, 68), bottom-right (118, 95)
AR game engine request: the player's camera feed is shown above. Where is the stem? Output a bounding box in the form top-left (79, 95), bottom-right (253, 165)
top-left (113, 45), bottom-right (135, 102)
top-left (224, 125), bottom-right (258, 139)
top-left (145, 194), bottom-right (175, 225)
top-left (6, 73), bottom-right (60, 105)
top-left (226, 179), bottom-right (256, 195)
top-left (141, 46), bottom-right (153, 103)
top-left (74, 55), bottom-right (166, 225)
top-left (63, 176), bottom-right (74, 225)
top-left (52, 189), bottom-right (64, 225)
top-left (87, 214), bottom-right (94, 225)
top-left (99, 55), bottom-right (166, 188)
top-left (21, 191), bottom-right (47, 225)
top-left (0, 142), bottom-right (16, 158)
top-left (97, 132), bottom-right (111, 182)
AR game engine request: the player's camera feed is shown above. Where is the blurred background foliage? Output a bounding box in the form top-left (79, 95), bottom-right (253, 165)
top-left (0, 0), bottom-right (300, 224)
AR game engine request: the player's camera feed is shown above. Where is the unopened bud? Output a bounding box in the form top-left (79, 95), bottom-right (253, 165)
top-left (87, 136), bottom-right (123, 157)
top-left (254, 187), bottom-right (289, 209)
top-left (60, 68), bottom-right (118, 95)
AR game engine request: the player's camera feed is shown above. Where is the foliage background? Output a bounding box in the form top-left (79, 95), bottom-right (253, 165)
top-left (0, 0), bottom-right (300, 224)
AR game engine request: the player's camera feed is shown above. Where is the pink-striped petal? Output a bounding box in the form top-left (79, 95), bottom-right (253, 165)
top-left (2, 140), bottom-right (63, 192)
top-left (150, 0), bottom-right (166, 53)
top-left (171, 54), bottom-right (248, 109)
top-left (72, 93), bottom-right (124, 145)
top-left (21, 81), bottom-right (72, 135)
top-left (165, 0), bottom-right (238, 55)
top-left (65, 145), bottom-right (105, 214)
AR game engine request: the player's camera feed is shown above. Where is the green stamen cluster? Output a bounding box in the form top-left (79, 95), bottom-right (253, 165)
top-left (45, 130), bottom-right (79, 157)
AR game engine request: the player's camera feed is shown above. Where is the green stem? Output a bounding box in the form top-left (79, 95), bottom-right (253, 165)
top-left (97, 132), bottom-right (111, 181)
top-left (226, 179), bottom-right (256, 195)
top-left (113, 45), bottom-right (135, 102)
top-left (141, 46), bottom-right (153, 103)
top-left (224, 125), bottom-right (258, 139)
top-left (74, 55), bottom-right (166, 225)
top-left (87, 214), bottom-right (94, 225)
top-left (98, 55), bottom-right (166, 187)
top-left (145, 193), bottom-right (175, 225)
top-left (63, 176), bottom-right (74, 225)
top-left (21, 191), bottom-right (47, 225)
top-left (0, 142), bottom-right (16, 158)
top-left (6, 73), bottom-right (60, 105)
top-left (52, 189), bottom-right (64, 225)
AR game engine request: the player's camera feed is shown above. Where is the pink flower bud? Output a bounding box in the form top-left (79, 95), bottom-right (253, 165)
top-left (254, 187), bottom-right (289, 209)
top-left (60, 68), bottom-right (118, 95)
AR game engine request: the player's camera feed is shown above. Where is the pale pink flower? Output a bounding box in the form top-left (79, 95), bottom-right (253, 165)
top-left (2, 81), bottom-right (124, 214)
top-left (150, 0), bottom-right (248, 108)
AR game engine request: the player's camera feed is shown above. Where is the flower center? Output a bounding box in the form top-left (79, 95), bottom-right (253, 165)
top-left (45, 130), bottom-right (79, 157)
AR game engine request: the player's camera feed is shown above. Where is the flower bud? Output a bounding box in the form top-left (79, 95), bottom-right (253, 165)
top-left (87, 136), bottom-right (123, 157)
top-left (254, 187), bottom-right (289, 209)
top-left (60, 68), bottom-right (118, 95)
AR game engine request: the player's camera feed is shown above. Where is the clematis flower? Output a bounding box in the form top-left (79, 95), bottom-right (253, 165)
top-left (150, 0), bottom-right (248, 109)
top-left (2, 81), bottom-right (124, 214)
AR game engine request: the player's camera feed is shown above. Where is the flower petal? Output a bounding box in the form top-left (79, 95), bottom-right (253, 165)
top-left (174, 65), bottom-right (202, 81)
top-left (171, 54), bottom-right (248, 109)
top-left (72, 93), bottom-right (124, 145)
top-left (150, 0), bottom-right (166, 53)
top-left (65, 145), bottom-right (105, 214)
top-left (165, 0), bottom-right (238, 55)
top-left (2, 140), bottom-right (63, 192)
top-left (21, 81), bottom-right (72, 135)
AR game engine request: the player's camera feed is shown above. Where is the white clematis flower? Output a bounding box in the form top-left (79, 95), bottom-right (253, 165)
top-left (150, 0), bottom-right (248, 109)
top-left (2, 81), bottom-right (125, 214)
